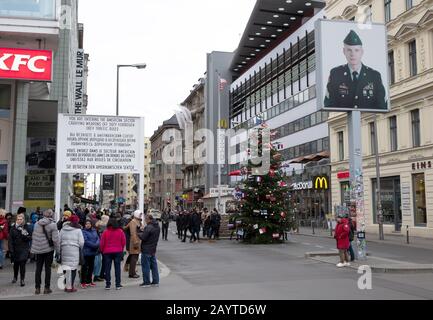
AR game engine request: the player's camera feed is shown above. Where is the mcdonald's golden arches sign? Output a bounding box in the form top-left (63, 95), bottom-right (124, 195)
top-left (313, 176), bottom-right (329, 190)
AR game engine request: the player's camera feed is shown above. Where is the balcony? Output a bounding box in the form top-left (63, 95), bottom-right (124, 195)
top-left (0, 0), bottom-right (57, 20)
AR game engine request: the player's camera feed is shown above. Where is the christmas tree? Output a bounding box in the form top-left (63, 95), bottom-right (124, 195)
top-left (237, 122), bottom-right (293, 244)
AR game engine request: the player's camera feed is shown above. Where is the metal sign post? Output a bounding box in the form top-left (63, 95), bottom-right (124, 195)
top-left (348, 111), bottom-right (367, 260)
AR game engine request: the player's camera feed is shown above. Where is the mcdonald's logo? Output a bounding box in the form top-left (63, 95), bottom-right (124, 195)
top-left (218, 119), bottom-right (228, 129)
top-left (314, 176), bottom-right (329, 190)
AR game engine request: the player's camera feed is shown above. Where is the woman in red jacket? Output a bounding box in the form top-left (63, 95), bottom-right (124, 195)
top-left (334, 214), bottom-right (351, 268)
top-left (0, 209), bottom-right (10, 269)
top-left (100, 218), bottom-right (126, 290)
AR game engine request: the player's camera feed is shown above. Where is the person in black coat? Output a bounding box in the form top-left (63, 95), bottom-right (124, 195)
top-left (8, 214), bottom-right (32, 286)
top-left (176, 212), bottom-right (183, 239)
top-left (209, 209), bottom-right (221, 240)
top-left (181, 212), bottom-right (192, 243)
top-left (190, 210), bottom-right (201, 243)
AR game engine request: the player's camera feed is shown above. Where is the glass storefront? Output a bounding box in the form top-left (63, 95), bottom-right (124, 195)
top-left (413, 173), bottom-right (427, 226)
top-left (0, 0), bottom-right (56, 20)
top-left (372, 176), bottom-right (402, 231)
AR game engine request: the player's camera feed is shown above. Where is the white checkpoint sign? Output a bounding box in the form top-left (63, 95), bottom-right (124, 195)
top-left (57, 114), bottom-right (144, 174)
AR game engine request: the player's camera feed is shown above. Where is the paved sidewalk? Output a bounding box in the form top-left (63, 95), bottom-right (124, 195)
top-left (296, 227), bottom-right (433, 251)
top-left (0, 256), bottom-right (169, 299)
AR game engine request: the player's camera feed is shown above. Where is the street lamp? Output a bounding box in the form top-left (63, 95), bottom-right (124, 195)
top-left (114, 63), bottom-right (147, 210)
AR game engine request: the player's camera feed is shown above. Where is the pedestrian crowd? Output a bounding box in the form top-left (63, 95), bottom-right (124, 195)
top-left (0, 205), bottom-right (161, 295)
top-left (174, 207), bottom-right (221, 243)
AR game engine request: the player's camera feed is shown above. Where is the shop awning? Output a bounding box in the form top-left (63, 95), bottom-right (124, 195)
top-left (289, 151), bottom-right (330, 164)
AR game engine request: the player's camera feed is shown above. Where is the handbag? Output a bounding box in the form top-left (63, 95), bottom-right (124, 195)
top-left (42, 225), bottom-right (54, 247)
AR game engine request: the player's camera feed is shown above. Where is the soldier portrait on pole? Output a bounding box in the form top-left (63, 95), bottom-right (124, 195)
top-left (324, 30), bottom-right (388, 111)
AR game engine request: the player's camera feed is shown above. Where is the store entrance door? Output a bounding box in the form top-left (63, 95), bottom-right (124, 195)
top-left (372, 176), bottom-right (402, 232)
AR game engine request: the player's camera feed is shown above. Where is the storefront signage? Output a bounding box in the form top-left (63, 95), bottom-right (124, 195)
top-left (291, 181), bottom-right (313, 190)
top-left (314, 176), bottom-right (329, 190)
top-left (291, 176), bottom-right (329, 191)
top-left (0, 48), bottom-right (52, 81)
top-left (337, 171), bottom-right (350, 179)
top-left (412, 161), bottom-right (432, 171)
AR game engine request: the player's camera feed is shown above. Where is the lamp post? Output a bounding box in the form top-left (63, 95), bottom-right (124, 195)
top-left (114, 63), bottom-right (147, 210)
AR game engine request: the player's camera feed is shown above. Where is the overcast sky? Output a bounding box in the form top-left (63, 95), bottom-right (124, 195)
top-left (78, 0), bottom-right (256, 138)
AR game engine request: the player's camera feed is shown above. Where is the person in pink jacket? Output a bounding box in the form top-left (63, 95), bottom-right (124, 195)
top-left (100, 218), bottom-right (126, 290)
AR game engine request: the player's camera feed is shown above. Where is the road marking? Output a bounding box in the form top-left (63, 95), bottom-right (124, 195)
top-left (315, 245), bottom-right (324, 249)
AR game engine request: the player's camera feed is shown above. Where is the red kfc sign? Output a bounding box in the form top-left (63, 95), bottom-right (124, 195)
top-left (0, 48), bottom-right (53, 81)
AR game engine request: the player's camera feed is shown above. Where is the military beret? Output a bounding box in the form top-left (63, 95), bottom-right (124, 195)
top-left (344, 30), bottom-right (363, 46)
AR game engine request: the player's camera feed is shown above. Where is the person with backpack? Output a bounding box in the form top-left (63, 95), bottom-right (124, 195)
top-left (30, 209), bottom-right (60, 295)
top-left (8, 213), bottom-right (32, 287)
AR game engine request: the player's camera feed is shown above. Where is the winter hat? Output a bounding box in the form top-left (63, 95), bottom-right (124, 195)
top-left (69, 215), bottom-right (80, 224)
top-left (63, 210), bottom-right (72, 219)
top-left (134, 210), bottom-right (142, 219)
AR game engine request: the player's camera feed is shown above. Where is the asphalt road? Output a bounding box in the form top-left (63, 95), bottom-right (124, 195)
top-left (4, 224), bottom-right (433, 300)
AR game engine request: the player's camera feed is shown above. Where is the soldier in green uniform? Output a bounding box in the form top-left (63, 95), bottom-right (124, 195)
top-left (324, 30), bottom-right (388, 111)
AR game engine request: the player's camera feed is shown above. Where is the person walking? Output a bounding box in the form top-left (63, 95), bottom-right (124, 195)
top-left (100, 218), bottom-right (126, 290)
top-left (8, 213), bottom-right (32, 286)
top-left (124, 210), bottom-right (142, 279)
top-left (60, 215), bottom-right (84, 293)
top-left (190, 210), bottom-right (201, 243)
top-left (209, 209), bottom-right (221, 240)
top-left (181, 211), bottom-right (192, 243)
top-left (202, 209), bottom-right (210, 238)
top-left (81, 220), bottom-right (100, 288)
top-left (0, 209), bottom-right (9, 269)
top-left (138, 214), bottom-right (160, 288)
top-left (334, 214), bottom-right (351, 268)
top-left (176, 211), bottom-right (183, 239)
top-left (120, 213), bottom-right (132, 273)
top-left (30, 209), bottom-right (60, 295)
top-left (161, 209), bottom-right (170, 241)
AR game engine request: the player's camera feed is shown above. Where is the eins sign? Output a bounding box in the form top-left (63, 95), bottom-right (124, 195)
top-left (0, 48), bottom-right (53, 81)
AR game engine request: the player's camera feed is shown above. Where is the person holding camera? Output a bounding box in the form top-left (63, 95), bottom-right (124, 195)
top-left (30, 209), bottom-right (60, 295)
top-left (8, 214), bottom-right (32, 286)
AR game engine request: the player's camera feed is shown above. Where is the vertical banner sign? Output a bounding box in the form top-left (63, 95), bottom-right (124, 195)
top-left (74, 49), bottom-right (85, 114)
top-left (217, 129), bottom-right (226, 165)
top-left (103, 175), bottom-right (115, 190)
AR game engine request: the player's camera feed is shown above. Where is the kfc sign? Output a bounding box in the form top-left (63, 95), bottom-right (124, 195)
top-left (0, 48), bottom-right (52, 81)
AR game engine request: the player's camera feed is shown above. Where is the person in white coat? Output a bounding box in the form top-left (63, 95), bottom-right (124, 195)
top-left (60, 215), bottom-right (84, 293)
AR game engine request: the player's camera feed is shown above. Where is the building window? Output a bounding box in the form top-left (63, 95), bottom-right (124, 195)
top-left (411, 109), bottom-right (420, 147)
top-left (384, 0), bottom-right (392, 23)
top-left (369, 122), bottom-right (376, 155)
top-left (388, 51), bottom-right (395, 84)
top-left (409, 40), bottom-right (417, 77)
top-left (338, 131), bottom-right (344, 161)
top-left (413, 173), bottom-right (427, 226)
top-left (389, 116), bottom-right (398, 151)
top-left (0, 0), bottom-right (56, 20)
top-left (406, 0), bottom-right (413, 10)
top-left (372, 176), bottom-right (402, 229)
top-left (0, 84), bottom-right (12, 119)
top-left (0, 164), bottom-right (7, 184)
